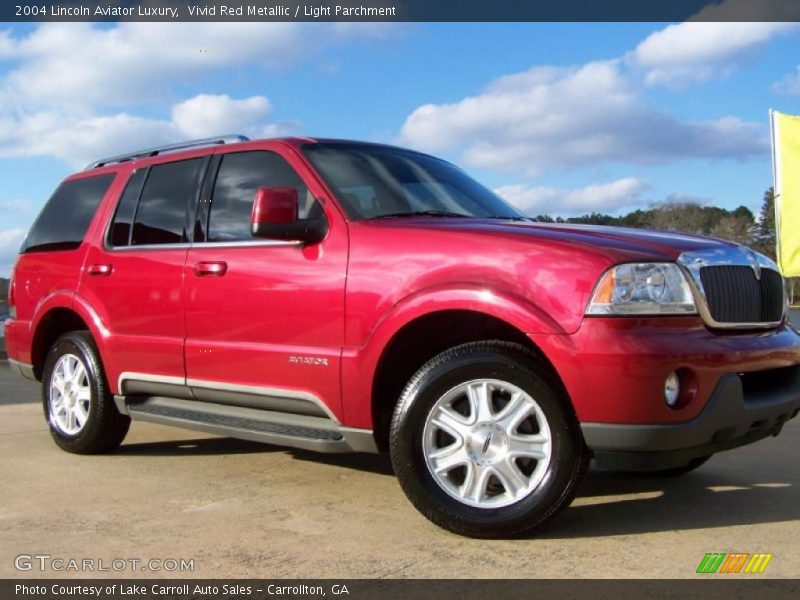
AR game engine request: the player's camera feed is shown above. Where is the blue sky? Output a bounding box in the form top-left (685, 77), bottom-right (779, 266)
top-left (1, 21), bottom-right (799, 275)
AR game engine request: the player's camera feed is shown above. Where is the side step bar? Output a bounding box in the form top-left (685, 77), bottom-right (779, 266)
top-left (120, 396), bottom-right (377, 453)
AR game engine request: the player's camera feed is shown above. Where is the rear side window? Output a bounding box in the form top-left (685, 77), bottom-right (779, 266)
top-left (21, 174), bottom-right (115, 253)
top-left (208, 151), bottom-right (316, 242)
top-left (131, 158), bottom-right (205, 246)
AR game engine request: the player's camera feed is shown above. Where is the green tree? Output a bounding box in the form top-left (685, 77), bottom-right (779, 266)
top-left (528, 188), bottom-right (796, 304)
top-left (566, 212), bottom-right (618, 226)
top-left (752, 187), bottom-right (776, 260)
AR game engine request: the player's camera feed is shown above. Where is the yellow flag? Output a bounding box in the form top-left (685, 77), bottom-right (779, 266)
top-left (772, 110), bottom-right (800, 276)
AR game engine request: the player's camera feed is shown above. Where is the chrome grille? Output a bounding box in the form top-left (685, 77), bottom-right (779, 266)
top-left (699, 266), bottom-right (784, 324)
top-left (678, 246), bottom-right (785, 329)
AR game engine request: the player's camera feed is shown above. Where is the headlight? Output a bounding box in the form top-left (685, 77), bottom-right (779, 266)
top-left (586, 263), bottom-right (697, 316)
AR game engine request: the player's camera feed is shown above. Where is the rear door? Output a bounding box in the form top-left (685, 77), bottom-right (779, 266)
top-left (8, 173), bottom-right (116, 367)
top-left (79, 156), bottom-right (209, 394)
top-left (183, 146), bottom-right (348, 421)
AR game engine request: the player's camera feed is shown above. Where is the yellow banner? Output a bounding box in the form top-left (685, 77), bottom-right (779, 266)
top-left (773, 111), bottom-right (800, 276)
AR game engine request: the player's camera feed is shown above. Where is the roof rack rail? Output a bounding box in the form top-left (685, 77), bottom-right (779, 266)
top-left (84, 135), bottom-right (250, 170)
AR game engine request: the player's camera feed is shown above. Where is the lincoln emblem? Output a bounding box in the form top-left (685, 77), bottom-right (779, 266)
top-left (482, 432), bottom-right (493, 454)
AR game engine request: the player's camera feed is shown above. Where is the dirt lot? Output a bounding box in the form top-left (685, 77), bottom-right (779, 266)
top-left (0, 357), bottom-right (798, 580)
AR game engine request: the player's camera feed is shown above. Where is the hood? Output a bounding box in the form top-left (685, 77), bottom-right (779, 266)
top-left (367, 217), bottom-right (738, 262)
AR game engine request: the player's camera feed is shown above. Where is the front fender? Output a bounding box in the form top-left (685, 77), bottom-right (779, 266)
top-left (340, 284), bottom-right (569, 429)
top-left (369, 284), bottom-right (568, 347)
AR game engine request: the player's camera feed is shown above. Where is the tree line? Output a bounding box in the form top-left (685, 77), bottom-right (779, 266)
top-left (534, 187), bottom-right (797, 304)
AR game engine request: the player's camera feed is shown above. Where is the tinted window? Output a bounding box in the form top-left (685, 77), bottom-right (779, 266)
top-left (132, 158), bottom-right (204, 246)
top-left (303, 143), bottom-right (523, 221)
top-left (21, 174), bottom-right (115, 253)
top-left (108, 169), bottom-right (147, 247)
top-left (208, 151), bottom-right (316, 242)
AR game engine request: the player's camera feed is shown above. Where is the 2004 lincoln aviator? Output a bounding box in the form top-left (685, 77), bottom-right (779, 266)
top-left (5, 135), bottom-right (800, 537)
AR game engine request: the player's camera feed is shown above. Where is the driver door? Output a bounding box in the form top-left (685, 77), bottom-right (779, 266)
top-left (183, 145), bottom-right (348, 421)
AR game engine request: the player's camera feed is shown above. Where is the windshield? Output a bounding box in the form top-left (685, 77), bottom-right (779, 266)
top-left (302, 143), bottom-right (525, 221)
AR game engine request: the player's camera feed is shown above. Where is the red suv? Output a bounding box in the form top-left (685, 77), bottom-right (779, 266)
top-left (5, 136), bottom-right (800, 537)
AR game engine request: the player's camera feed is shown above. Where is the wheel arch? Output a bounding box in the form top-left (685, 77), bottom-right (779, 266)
top-left (31, 308), bottom-right (90, 380)
top-left (30, 295), bottom-right (109, 381)
top-left (369, 307), bottom-right (569, 452)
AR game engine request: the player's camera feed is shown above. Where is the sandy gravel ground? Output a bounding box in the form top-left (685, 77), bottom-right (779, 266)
top-left (0, 361), bottom-right (798, 579)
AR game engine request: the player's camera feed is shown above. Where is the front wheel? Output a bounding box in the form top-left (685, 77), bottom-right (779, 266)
top-left (390, 341), bottom-right (588, 538)
top-left (42, 331), bottom-right (130, 454)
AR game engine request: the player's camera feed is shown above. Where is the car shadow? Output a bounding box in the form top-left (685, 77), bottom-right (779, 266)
top-left (537, 466), bottom-right (798, 539)
top-left (117, 437), bottom-right (279, 457)
top-left (0, 362), bottom-right (41, 406)
top-left (117, 436), bottom-right (395, 476)
top-left (289, 447), bottom-right (395, 475)
top-left (116, 436), bottom-right (798, 536)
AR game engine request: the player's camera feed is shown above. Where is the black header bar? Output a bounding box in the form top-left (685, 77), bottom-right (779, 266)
top-left (5, 0), bottom-right (800, 23)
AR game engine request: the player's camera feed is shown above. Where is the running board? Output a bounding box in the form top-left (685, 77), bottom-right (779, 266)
top-left (121, 396), bottom-right (377, 453)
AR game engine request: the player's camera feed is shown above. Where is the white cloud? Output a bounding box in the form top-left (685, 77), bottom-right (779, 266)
top-left (774, 66), bottom-right (800, 94)
top-left (0, 199), bottom-right (34, 214)
top-left (0, 228), bottom-right (25, 277)
top-left (0, 22), bottom-right (395, 110)
top-left (0, 30), bottom-right (13, 58)
top-left (0, 23), bottom-right (293, 109)
top-left (1, 111), bottom-right (177, 168)
top-left (171, 94), bottom-right (270, 139)
top-left (495, 178), bottom-right (650, 215)
top-left (0, 94), bottom-right (293, 168)
top-left (0, 22), bottom-right (399, 167)
top-left (400, 60), bottom-right (767, 175)
top-left (629, 22), bottom-right (798, 87)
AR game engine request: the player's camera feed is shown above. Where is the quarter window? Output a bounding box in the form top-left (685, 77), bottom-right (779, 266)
top-left (208, 151), bottom-right (318, 242)
top-left (22, 174), bottom-right (115, 253)
top-left (131, 158), bottom-right (205, 246)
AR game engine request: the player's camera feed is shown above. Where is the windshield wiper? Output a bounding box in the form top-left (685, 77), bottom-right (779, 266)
top-left (370, 210), bottom-right (472, 219)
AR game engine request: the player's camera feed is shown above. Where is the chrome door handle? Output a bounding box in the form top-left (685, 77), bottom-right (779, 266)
top-left (194, 261), bottom-right (227, 277)
top-left (87, 263), bottom-right (113, 276)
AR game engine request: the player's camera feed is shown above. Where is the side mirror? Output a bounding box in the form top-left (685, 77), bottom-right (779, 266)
top-left (250, 187), bottom-right (327, 244)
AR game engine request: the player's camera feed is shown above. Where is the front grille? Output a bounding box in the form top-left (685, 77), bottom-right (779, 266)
top-left (699, 266), bottom-right (784, 324)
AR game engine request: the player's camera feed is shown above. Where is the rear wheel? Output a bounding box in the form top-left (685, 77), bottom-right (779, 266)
top-left (390, 341), bottom-right (587, 538)
top-left (42, 331), bottom-right (130, 454)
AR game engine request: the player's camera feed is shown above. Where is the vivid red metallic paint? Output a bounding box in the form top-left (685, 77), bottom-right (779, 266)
top-left (6, 138), bottom-right (800, 434)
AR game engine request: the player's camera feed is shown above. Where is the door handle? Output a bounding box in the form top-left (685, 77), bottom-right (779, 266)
top-left (194, 261), bottom-right (227, 277)
top-left (87, 263), bottom-right (113, 276)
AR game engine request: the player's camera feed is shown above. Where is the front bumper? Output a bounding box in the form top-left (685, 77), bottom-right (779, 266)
top-left (532, 316), bottom-right (800, 423)
top-left (531, 316), bottom-right (800, 470)
top-left (583, 368), bottom-right (800, 470)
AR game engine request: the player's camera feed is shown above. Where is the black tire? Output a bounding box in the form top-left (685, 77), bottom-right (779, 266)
top-left (390, 341), bottom-right (588, 538)
top-left (629, 455), bottom-right (712, 477)
top-left (42, 331), bottom-right (130, 454)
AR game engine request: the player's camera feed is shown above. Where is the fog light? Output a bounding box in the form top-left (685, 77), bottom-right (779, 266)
top-left (664, 372), bottom-right (680, 407)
